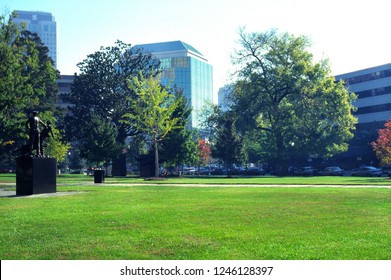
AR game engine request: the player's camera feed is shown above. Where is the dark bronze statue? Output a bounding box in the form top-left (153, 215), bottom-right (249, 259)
top-left (25, 111), bottom-right (51, 157)
top-left (40, 120), bottom-right (54, 156)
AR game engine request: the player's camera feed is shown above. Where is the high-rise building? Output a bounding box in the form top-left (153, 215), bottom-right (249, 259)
top-left (218, 85), bottom-right (234, 112)
top-left (134, 41), bottom-right (213, 128)
top-left (13, 10), bottom-right (57, 68)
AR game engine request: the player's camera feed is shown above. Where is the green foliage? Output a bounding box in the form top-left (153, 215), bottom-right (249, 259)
top-left (0, 12), bottom-right (38, 146)
top-left (38, 111), bottom-right (70, 162)
top-left (160, 128), bottom-right (199, 168)
top-left (79, 113), bottom-right (122, 167)
top-left (45, 137), bottom-right (71, 163)
top-left (123, 72), bottom-right (183, 177)
top-left (124, 72), bottom-right (181, 140)
top-left (63, 41), bottom-right (161, 144)
top-left (160, 89), bottom-right (198, 168)
top-left (63, 41), bottom-right (161, 173)
top-left (0, 12), bottom-right (62, 165)
top-left (231, 29), bottom-right (357, 171)
top-left (205, 106), bottom-right (244, 173)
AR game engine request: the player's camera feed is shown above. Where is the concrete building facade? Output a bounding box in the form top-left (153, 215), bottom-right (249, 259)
top-left (335, 63), bottom-right (391, 166)
top-left (336, 63), bottom-right (391, 125)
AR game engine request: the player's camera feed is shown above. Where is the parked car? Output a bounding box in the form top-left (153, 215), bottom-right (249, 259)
top-left (294, 166), bottom-right (314, 176)
top-left (318, 166), bottom-right (344, 176)
top-left (351, 166), bottom-right (382, 177)
top-left (245, 167), bottom-right (266, 176)
top-left (379, 165), bottom-right (391, 177)
top-left (210, 168), bottom-right (227, 175)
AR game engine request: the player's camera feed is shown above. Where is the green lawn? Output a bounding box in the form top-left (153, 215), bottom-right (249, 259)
top-left (0, 181), bottom-right (390, 260)
top-left (57, 173), bottom-right (391, 185)
top-left (2, 173), bottom-right (391, 186)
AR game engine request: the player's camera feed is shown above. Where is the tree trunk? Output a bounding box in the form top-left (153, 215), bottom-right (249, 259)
top-left (226, 162), bottom-right (232, 178)
top-left (154, 134), bottom-right (159, 178)
top-left (112, 129), bottom-right (128, 177)
top-left (112, 153), bottom-right (127, 176)
top-left (275, 132), bottom-right (289, 176)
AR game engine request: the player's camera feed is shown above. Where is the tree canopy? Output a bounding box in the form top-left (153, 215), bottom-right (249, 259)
top-left (0, 11), bottom-right (66, 166)
top-left (230, 28), bottom-right (357, 173)
top-left (206, 106), bottom-right (244, 175)
top-left (122, 72), bottom-right (182, 177)
top-left (371, 119), bottom-right (391, 166)
top-left (159, 88), bottom-right (198, 169)
top-left (63, 41), bottom-right (161, 174)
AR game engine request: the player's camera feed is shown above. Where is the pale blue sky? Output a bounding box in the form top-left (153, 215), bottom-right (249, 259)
top-left (2, 0), bottom-right (391, 99)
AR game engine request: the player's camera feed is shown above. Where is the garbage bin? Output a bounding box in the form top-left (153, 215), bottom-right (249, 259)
top-left (94, 169), bottom-right (105, 183)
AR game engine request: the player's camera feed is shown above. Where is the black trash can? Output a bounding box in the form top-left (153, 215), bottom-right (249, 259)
top-left (94, 169), bottom-right (105, 183)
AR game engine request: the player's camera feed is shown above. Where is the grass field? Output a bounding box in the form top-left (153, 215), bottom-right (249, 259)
top-left (0, 174), bottom-right (390, 260)
top-left (2, 173), bottom-right (391, 185)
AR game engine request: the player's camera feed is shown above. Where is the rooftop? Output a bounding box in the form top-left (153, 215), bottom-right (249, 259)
top-left (134, 40), bottom-right (207, 61)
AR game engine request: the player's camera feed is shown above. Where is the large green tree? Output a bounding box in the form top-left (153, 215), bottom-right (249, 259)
top-left (123, 72), bottom-right (182, 178)
top-left (232, 29), bottom-right (357, 174)
top-left (79, 113), bottom-right (121, 168)
top-left (0, 12), bottom-right (65, 166)
top-left (63, 41), bottom-right (161, 175)
top-left (159, 89), bottom-right (198, 171)
top-left (206, 106), bottom-right (244, 176)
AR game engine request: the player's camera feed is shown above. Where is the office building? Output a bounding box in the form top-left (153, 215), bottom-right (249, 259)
top-left (57, 75), bottom-right (73, 108)
top-left (336, 63), bottom-right (391, 125)
top-left (13, 10), bottom-right (57, 68)
top-left (335, 63), bottom-right (391, 165)
top-left (218, 85), bottom-right (234, 111)
top-left (134, 41), bottom-right (213, 128)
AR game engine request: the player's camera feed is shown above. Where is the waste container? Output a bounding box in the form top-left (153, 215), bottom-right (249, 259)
top-left (94, 169), bottom-right (105, 183)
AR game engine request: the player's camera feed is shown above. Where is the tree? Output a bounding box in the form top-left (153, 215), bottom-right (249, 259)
top-left (1, 12), bottom-right (42, 146)
top-left (63, 41), bottom-right (161, 175)
top-left (0, 12), bottom-right (65, 166)
top-left (123, 72), bottom-right (182, 178)
top-left (197, 138), bottom-right (211, 166)
top-left (159, 88), bottom-right (198, 172)
top-left (231, 28), bottom-right (357, 174)
top-left (371, 119), bottom-right (391, 166)
top-left (45, 134), bottom-right (71, 163)
top-left (205, 106), bottom-right (244, 176)
top-left (79, 113), bottom-right (121, 168)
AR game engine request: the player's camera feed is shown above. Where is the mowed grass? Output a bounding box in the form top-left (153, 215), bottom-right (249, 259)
top-left (3, 173), bottom-right (391, 186)
top-left (0, 183), bottom-right (390, 260)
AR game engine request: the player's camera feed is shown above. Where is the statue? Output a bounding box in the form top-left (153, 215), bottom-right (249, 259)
top-left (15, 111), bottom-right (57, 196)
top-left (25, 111), bottom-right (48, 157)
top-left (40, 120), bottom-right (54, 156)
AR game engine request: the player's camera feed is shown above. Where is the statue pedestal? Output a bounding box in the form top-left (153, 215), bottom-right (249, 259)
top-left (16, 156), bottom-right (57, 196)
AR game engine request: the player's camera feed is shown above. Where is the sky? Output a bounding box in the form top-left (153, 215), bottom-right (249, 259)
top-left (2, 0), bottom-right (391, 100)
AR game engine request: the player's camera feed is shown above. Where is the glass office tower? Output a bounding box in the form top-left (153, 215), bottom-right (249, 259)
top-left (14, 10), bottom-right (57, 68)
top-left (134, 41), bottom-right (213, 128)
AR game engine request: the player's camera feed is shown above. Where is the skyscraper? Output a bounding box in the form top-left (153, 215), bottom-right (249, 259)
top-left (134, 41), bottom-right (213, 128)
top-left (13, 10), bottom-right (57, 68)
